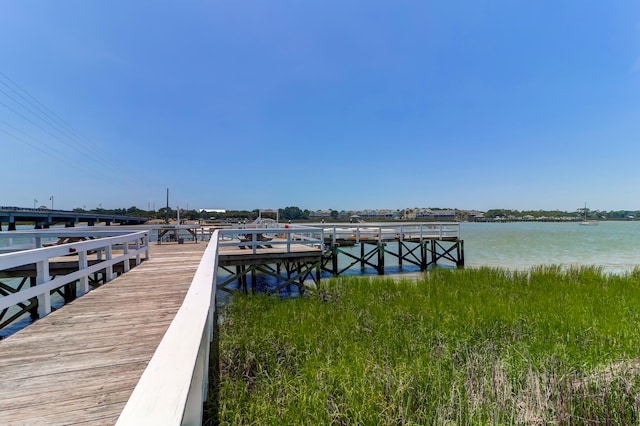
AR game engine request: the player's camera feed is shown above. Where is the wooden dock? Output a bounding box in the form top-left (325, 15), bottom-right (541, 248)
top-left (216, 236), bottom-right (323, 294)
top-left (0, 242), bottom-right (207, 425)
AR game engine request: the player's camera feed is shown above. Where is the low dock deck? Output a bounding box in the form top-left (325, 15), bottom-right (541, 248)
top-left (218, 237), bottom-right (322, 264)
top-left (0, 242), bottom-right (206, 425)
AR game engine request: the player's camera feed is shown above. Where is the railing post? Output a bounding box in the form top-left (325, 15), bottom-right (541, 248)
top-left (123, 240), bottom-right (130, 273)
top-left (135, 237), bottom-right (142, 265)
top-left (105, 245), bottom-right (113, 282)
top-left (36, 259), bottom-right (51, 317)
top-left (78, 251), bottom-right (90, 295)
top-left (144, 232), bottom-right (150, 260)
top-left (398, 226), bottom-right (403, 267)
top-left (377, 243), bottom-right (385, 275)
top-left (287, 231), bottom-right (291, 252)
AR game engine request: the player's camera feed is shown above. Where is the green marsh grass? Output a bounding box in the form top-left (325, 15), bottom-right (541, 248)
top-left (215, 266), bottom-right (640, 424)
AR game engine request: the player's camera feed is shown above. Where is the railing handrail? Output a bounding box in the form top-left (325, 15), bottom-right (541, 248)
top-left (306, 221), bottom-right (459, 227)
top-left (117, 231), bottom-right (220, 425)
top-left (0, 231), bottom-right (148, 270)
top-left (313, 223), bottom-right (459, 240)
top-left (0, 229), bottom-right (143, 241)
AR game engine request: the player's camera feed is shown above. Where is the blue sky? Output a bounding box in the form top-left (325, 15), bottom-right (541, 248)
top-left (1, 1), bottom-right (639, 213)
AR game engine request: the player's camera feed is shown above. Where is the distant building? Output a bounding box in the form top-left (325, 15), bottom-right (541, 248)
top-left (415, 209), bottom-right (456, 221)
top-left (310, 210), bottom-right (332, 218)
top-left (467, 211), bottom-right (485, 221)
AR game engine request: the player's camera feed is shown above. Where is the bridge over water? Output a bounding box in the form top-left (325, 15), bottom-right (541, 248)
top-left (0, 206), bottom-right (148, 230)
top-left (0, 222), bottom-right (463, 424)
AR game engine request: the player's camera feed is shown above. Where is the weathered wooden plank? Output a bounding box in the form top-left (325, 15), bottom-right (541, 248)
top-left (0, 363), bottom-right (144, 409)
top-left (0, 388), bottom-right (134, 425)
top-left (0, 332), bottom-right (172, 368)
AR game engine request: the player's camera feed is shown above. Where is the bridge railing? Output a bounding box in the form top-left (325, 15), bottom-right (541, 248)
top-left (0, 206), bottom-right (148, 229)
top-left (0, 231), bottom-right (150, 319)
top-left (117, 230), bottom-right (220, 425)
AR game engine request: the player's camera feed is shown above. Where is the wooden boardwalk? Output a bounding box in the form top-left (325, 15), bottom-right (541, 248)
top-left (0, 242), bottom-right (207, 425)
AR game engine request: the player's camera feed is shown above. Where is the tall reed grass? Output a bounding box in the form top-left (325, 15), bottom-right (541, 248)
top-left (215, 266), bottom-right (640, 424)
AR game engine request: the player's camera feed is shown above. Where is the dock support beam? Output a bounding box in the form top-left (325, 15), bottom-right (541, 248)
top-left (431, 240), bottom-right (437, 266)
top-left (377, 244), bottom-right (385, 275)
top-left (251, 268), bottom-right (257, 293)
top-left (457, 240), bottom-right (465, 267)
top-left (322, 238), bottom-right (464, 276)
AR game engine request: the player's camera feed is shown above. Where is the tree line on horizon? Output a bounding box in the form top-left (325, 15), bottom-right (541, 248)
top-left (71, 205), bottom-right (312, 221)
top-left (71, 205), bottom-right (639, 221)
top-left (484, 209), bottom-right (638, 220)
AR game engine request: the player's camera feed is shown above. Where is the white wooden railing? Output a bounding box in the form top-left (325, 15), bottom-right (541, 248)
top-left (117, 230), bottom-right (220, 425)
top-left (0, 229), bottom-right (149, 253)
top-left (309, 222), bottom-right (460, 245)
top-left (0, 230), bottom-right (150, 318)
top-left (218, 227), bottom-right (325, 254)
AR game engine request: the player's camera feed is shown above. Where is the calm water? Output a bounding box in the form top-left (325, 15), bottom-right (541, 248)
top-left (460, 221), bottom-right (640, 274)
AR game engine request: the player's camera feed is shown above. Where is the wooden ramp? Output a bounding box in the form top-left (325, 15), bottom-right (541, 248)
top-left (0, 242), bottom-right (207, 425)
